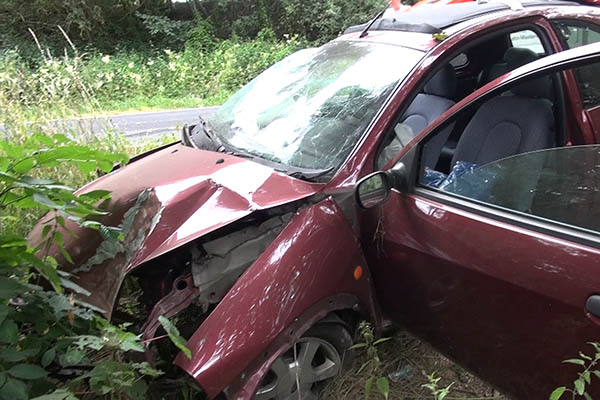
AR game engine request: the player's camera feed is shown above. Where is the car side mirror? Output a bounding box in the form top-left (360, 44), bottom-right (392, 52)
top-left (356, 171), bottom-right (392, 209)
top-left (355, 162), bottom-right (410, 209)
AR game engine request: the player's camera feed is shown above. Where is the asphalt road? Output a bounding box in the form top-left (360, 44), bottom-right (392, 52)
top-left (99, 106), bottom-right (220, 138)
top-left (0, 106), bottom-right (220, 139)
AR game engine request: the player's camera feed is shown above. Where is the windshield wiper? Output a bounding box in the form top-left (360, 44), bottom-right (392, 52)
top-left (287, 167), bottom-right (334, 180)
top-left (198, 116), bottom-right (223, 149)
top-left (185, 118), bottom-right (332, 181)
top-left (182, 115), bottom-right (223, 151)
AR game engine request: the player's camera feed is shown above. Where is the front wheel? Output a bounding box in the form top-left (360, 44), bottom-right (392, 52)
top-left (255, 323), bottom-right (353, 400)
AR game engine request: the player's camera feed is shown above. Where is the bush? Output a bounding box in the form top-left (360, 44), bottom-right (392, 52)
top-left (0, 34), bottom-right (307, 114)
top-left (136, 12), bottom-right (193, 49)
top-left (186, 18), bottom-right (217, 52)
top-left (0, 42), bottom-right (189, 397)
top-left (187, 0), bottom-right (385, 42)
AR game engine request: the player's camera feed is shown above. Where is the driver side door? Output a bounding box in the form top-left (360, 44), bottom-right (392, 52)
top-left (362, 45), bottom-right (600, 398)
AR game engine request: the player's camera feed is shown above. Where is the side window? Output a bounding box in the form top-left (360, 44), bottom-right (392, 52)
top-left (449, 53), bottom-right (468, 69)
top-left (554, 21), bottom-right (600, 108)
top-left (417, 59), bottom-right (600, 233)
top-left (376, 64), bottom-right (457, 169)
top-left (554, 21), bottom-right (600, 49)
top-left (575, 63), bottom-right (600, 108)
top-left (428, 146), bottom-right (600, 233)
top-left (510, 30), bottom-right (544, 54)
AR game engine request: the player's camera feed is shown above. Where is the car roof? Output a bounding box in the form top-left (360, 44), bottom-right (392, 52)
top-left (345, 0), bottom-right (580, 35)
top-left (340, 0), bottom-right (598, 52)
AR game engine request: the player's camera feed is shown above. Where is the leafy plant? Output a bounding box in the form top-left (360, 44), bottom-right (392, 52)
top-left (1, 34), bottom-right (307, 117)
top-left (136, 12), bottom-right (193, 48)
top-left (158, 316), bottom-right (192, 360)
top-left (422, 371), bottom-right (454, 400)
top-left (0, 130), bottom-right (189, 399)
top-left (350, 321), bottom-right (392, 399)
top-left (550, 342), bottom-right (600, 400)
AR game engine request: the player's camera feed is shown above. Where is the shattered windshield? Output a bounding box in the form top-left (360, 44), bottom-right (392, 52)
top-left (207, 41), bottom-right (423, 171)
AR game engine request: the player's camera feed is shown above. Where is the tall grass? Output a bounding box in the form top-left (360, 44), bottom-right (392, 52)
top-left (0, 33), bottom-right (178, 237)
top-left (0, 32), bottom-right (307, 116)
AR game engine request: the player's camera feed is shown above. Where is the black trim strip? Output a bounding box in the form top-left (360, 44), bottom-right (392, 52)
top-left (413, 186), bottom-right (600, 249)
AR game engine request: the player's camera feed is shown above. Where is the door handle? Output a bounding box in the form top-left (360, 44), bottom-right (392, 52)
top-left (586, 295), bottom-right (600, 318)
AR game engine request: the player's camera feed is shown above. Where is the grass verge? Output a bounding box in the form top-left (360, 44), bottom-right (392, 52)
top-left (325, 329), bottom-right (507, 400)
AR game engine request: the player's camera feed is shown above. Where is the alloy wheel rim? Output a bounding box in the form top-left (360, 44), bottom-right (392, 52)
top-left (255, 337), bottom-right (342, 400)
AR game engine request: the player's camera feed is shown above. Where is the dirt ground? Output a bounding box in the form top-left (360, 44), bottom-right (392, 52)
top-left (323, 329), bottom-right (508, 400)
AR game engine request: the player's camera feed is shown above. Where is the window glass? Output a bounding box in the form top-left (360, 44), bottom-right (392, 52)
top-left (450, 53), bottom-right (468, 69)
top-left (554, 22), bottom-right (600, 49)
top-left (209, 41), bottom-right (423, 171)
top-left (431, 146), bottom-right (600, 233)
top-left (510, 30), bottom-right (544, 54)
top-left (554, 21), bottom-right (600, 108)
top-left (575, 63), bottom-right (600, 108)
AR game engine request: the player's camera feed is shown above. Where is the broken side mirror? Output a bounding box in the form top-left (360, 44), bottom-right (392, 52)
top-left (355, 161), bottom-right (410, 209)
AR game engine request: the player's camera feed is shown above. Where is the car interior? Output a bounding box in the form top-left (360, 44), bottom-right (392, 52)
top-left (377, 26), bottom-right (567, 175)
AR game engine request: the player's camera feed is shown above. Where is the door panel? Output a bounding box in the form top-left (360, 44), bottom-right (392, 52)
top-left (363, 193), bottom-right (600, 397)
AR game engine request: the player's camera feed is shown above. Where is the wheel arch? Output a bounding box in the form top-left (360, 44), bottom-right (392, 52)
top-left (173, 197), bottom-right (381, 399)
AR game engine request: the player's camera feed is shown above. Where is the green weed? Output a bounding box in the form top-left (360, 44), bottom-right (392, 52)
top-left (1, 34), bottom-right (307, 116)
top-left (551, 342), bottom-right (600, 400)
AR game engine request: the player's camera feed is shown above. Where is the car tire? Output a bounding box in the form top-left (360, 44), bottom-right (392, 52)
top-left (255, 322), bottom-right (354, 400)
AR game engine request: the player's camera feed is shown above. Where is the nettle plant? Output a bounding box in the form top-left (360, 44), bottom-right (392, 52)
top-left (0, 133), bottom-right (188, 399)
top-left (351, 321), bottom-right (392, 400)
top-left (551, 343), bottom-right (600, 400)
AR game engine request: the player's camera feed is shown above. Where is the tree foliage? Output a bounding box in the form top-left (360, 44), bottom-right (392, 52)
top-left (1, 0), bottom-right (388, 54)
top-left (192, 0), bottom-right (388, 42)
top-left (0, 0), bottom-right (167, 53)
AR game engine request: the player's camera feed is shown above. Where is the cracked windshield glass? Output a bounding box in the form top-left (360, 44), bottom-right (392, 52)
top-left (208, 41), bottom-right (423, 170)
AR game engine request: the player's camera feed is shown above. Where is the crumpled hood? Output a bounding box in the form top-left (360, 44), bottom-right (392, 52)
top-left (29, 143), bottom-right (321, 316)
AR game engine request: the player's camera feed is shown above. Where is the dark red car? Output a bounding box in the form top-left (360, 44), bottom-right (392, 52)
top-left (32, 1), bottom-right (600, 398)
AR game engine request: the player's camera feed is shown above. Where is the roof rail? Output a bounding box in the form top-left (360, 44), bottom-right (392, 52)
top-left (477, 0), bottom-right (524, 10)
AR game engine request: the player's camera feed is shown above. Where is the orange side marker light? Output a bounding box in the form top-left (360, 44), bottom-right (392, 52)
top-left (354, 266), bottom-right (363, 280)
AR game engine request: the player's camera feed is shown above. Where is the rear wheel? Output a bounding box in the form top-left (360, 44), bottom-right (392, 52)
top-left (255, 323), bottom-right (353, 400)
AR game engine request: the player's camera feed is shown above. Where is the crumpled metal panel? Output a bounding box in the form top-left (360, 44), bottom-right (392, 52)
top-left (174, 197), bottom-right (379, 399)
top-left (192, 213), bottom-right (292, 307)
top-left (29, 144), bottom-right (321, 317)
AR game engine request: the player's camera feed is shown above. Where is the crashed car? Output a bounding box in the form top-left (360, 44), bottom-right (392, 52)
top-left (31, 0), bottom-right (600, 398)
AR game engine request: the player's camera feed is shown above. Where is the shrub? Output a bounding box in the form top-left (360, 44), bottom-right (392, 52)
top-left (186, 18), bottom-right (217, 52)
top-left (0, 40), bottom-right (188, 398)
top-left (0, 34), bottom-right (307, 115)
top-left (136, 12), bottom-right (193, 49)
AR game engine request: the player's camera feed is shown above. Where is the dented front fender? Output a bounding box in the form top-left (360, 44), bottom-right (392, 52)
top-left (174, 197), bottom-right (380, 399)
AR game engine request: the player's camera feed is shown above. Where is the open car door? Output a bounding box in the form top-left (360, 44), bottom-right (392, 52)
top-left (359, 42), bottom-right (600, 398)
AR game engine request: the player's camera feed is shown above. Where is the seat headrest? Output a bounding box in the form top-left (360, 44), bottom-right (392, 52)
top-left (423, 64), bottom-right (457, 99)
top-left (502, 48), bottom-right (552, 99)
top-left (511, 75), bottom-right (552, 99)
top-left (504, 47), bottom-right (539, 70)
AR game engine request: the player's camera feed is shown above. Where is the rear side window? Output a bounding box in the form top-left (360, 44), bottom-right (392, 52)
top-left (554, 21), bottom-right (600, 49)
top-left (554, 21), bottom-right (600, 108)
top-left (510, 30), bottom-right (544, 54)
top-left (575, 63), bottom-right (600, 108)
top-left (450, 53), bottom-right (469, 69)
